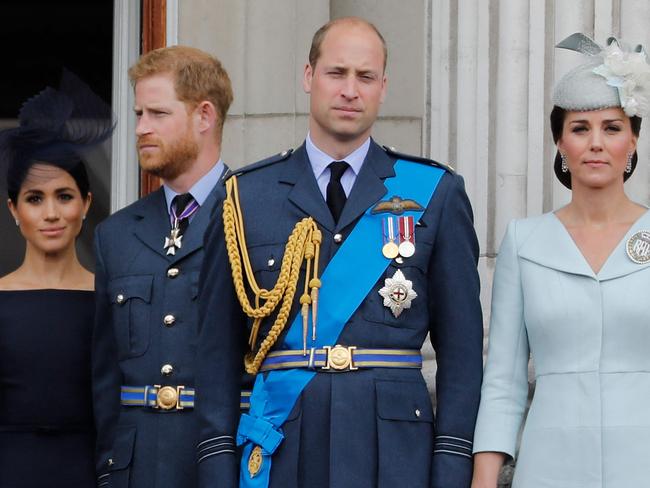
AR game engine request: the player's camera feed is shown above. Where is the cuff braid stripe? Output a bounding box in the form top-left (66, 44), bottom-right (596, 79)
top-left (434, 442), bottom-right (472, 452)
top-left (197, 449), bottom-right (237, 464)
top-left (435, 434), bottom-right (472, 445)
top-left (197, 435), bottom-right (235, 449)
top-left (197, 441), bottom-right (236, 455)
top-left (433, 449), bottom-right (473, 459)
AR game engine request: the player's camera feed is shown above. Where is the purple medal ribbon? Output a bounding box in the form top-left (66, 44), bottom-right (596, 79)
top-left (170, 197), bottom-right (200, 229)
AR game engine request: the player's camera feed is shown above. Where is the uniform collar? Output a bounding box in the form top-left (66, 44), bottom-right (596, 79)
top-left (519, 208), bottom-right (650, 280)
top-left (305, 133), bottom-right (369, 180)
top-left (163, 159), bottom-right (224, 214)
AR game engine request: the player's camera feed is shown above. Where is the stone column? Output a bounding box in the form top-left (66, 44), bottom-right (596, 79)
top-left (620, 0), bottom-right (650, 205)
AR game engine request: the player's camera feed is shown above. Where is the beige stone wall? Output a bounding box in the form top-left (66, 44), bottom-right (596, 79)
top-left (178, 0), bottom-right (427, 168)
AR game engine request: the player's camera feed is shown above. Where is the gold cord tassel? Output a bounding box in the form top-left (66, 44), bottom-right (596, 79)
top-left (310, 228), bottom-right (322, 340)
top-left (300, 294), bottom-right (311, 355)
top-left (223, 175), bottom-right (323, 374)
top-left (309, 279), bottom-right (321, 340)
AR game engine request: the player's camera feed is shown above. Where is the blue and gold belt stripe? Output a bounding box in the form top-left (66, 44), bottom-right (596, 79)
top-left (260, 347), bottom-right (422, 372)
top-left (120, 386), bottom-right (252, 410)
top-left (240, 390), bottom-right (251, 410)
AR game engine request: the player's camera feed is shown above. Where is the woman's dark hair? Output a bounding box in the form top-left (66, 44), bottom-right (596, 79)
top-left (551, 105), bottom-right (642, 189)
top-left (7, 159), bottom-right (90, 204)
top-left (0, 71), bottom-right (112, 204)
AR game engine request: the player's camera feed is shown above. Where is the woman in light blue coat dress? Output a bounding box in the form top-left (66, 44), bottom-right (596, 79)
top-left (472, 33), bottom-right (650, 488)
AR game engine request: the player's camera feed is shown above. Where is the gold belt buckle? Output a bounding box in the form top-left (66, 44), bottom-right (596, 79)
top-left (322, 345), bottom-right (358, 371)
top-left (154, 385), bottom-right (185, 410)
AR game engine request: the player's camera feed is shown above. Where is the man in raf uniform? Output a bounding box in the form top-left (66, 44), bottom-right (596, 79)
top-left (196, 17), bottom-right (483, 488)
top-left (92, 46), bottom-right (233, 487)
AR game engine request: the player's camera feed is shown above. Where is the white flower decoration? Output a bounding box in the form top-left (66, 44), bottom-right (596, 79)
top-left (593, 42), bottom-right (650, 117)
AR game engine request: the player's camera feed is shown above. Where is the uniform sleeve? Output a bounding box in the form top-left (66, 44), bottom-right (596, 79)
top-left (472, 220), bottom-right (530, 457)
top-left (195, 200), bottom-right (247, 488)
top-left (428, 173), bottom-right (483, 488)
top-left (91, 225), bottom-right (122, 487)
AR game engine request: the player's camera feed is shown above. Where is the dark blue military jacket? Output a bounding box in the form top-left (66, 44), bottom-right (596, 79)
top-left (196, 141), bottom-right (483, 488)
top-left (93, 181), bottom-right (225, 488)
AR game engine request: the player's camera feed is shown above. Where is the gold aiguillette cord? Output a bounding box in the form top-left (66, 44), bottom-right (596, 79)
top-left (223, 175), bottom-right (322, 374)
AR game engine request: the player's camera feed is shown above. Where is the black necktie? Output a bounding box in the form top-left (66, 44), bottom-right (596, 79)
top-left (172, 193), bottom-right (195, 236)
top-left (327, 161), bottom-right (349, 223)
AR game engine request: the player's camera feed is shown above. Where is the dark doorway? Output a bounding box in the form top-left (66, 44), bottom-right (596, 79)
top-left (0, 0), bottom-right (113, 275)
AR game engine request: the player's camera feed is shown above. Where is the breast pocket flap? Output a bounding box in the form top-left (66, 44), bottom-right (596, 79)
top-left (376, 379), bottom-right (433, 422)
top-left (108, 275), bottom-right (153, 304)
top-left (248, 243), bottom-right (285, 272)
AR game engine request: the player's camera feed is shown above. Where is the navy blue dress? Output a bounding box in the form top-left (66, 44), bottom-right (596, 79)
top-left (0, 290), bottom-right (96, 488)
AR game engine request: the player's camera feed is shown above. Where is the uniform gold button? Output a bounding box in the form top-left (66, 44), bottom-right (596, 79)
top-left (108, 458), bottom-right (114, 466)
top-left (415, 409), bottom-right (421, 418)
top-left (163, 314), bottom-right (176, 326)
top-left (333, 233), bottom-right (343, 244)
top-left (395, 256), bottom-right (404, 264)
top-left (116, 294), bottom-right (125, 304)
top-left (161, 364), bottom-right (174, 376)
top-left (267, 258), bottom-right (275, 267)
top-left (280, 150), bottom-right (289, 157)
top-left (167, 267), bottom-right (180, 278)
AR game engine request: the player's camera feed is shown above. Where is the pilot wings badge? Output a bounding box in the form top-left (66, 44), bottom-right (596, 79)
top-left (371, 195), bottom-right (424, 215)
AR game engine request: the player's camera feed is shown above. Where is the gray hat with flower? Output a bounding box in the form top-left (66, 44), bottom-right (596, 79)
top-left (553, 33), bottom-right (650, 117)
top-left (552, 33), bottom-right (649, 188)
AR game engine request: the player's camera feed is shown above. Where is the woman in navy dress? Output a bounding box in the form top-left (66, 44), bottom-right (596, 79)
top-left (0, 73), bottom-right (112, 488)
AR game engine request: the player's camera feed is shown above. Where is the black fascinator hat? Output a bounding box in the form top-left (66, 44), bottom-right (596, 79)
top-left (0, 70), bottom-right (115, 202)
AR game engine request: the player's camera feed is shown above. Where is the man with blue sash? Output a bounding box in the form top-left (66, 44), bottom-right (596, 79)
top-left (196, 17), bottom-right (483, 488)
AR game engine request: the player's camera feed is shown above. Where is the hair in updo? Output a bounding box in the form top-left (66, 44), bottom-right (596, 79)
top-left (7, 158), bottom-right (90, 204)
top-left (0, 71), bottom-right (112, 204)
top-left (550, 105), bottom-right (642, 143)
top-left (550, 105), bottom-right (642, 189)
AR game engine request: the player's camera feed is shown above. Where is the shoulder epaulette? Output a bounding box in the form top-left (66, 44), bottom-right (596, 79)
top-left (382, 145), bottom-right (455, 174)
top-left (229, 149), bottom-right (294, 178)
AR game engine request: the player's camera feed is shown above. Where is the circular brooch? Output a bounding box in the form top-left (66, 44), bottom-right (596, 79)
top-left (626, 230), bottom-right (650, 264)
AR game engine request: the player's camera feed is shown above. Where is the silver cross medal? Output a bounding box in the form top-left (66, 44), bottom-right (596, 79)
top-left (164, 226), bottom-right (183, 255)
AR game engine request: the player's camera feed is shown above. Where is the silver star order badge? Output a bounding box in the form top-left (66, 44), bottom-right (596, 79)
top-left (378, 269), bottom-right (417, 318)
top-left (164, 227), bottom-right (183, 256)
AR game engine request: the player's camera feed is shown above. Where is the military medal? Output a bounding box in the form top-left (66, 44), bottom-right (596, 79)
top-left (398, 216), bottom-right (416, 258)
top-left (164, 227), bottom-right (183, 256)
top-left (382, 217), bottom-right (400, 259)
top-left (378, 269), bottom-right (417, 318)
top-left (163, 196), bottom-right (200, 255)
top-left (626, 230), bottom-right (650, 264)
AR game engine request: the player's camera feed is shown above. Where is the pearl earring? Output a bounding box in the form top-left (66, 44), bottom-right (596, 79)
top-left (15, 219), bottom-right (19, 226)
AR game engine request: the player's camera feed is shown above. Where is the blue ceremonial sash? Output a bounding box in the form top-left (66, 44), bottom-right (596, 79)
top-left (237, 160), bottom-right (445, 487)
